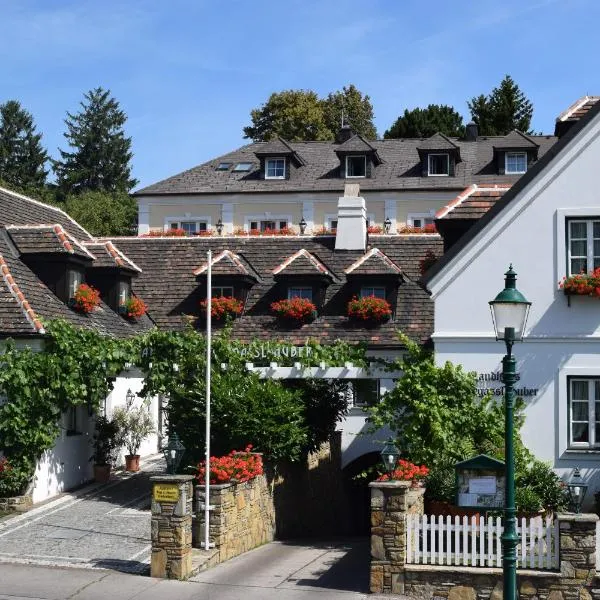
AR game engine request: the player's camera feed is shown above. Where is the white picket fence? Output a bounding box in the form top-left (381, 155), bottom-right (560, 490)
top-left (406, 514), bottom-right (559, 570)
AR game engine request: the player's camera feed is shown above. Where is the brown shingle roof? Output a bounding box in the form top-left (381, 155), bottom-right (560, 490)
top-left (272, 249), bottom-right (332, 278)
top-left (436, 184), bottom-right (511, 221)
top-left (7, 225), bottom-right (95, 260)
top-left (344, 248), bottom-right (403, 276)
top-left (83, 241), bottom-right (142, 272)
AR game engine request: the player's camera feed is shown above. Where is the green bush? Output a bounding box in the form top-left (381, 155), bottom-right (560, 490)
top-left (0, 456), bottom-right (34, 497)
top-left (424, 463), bottom-right (457, 503)
top-left (515, 487), bottom-right (543, 514)
top-left (516, 459), bottom-right (568, 513)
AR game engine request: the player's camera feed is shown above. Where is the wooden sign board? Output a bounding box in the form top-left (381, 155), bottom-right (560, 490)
top-left (153, 483), bottom-right (180, 503)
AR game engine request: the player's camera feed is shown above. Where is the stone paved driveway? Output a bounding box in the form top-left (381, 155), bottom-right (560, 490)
top-left (0, 455), bottom-right (164, 574)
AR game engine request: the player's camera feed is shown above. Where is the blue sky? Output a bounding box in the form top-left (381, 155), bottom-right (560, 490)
top-left (1, 0), bottom-right (598, 189)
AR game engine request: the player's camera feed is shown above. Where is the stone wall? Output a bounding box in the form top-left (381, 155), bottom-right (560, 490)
top-left (195, 473), bottom-right (275, 563)
top-left (0, 494), bottom-right (32, 513)
top-left (370, 481), bottom-right (600, 599)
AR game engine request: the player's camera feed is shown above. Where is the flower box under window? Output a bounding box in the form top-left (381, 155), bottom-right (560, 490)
top-left (347, 295), bottom-right (392, 323)
top-left (270, 297), bottom-right (317, 323)
top-left (200, 296), bottom-right (244, 320)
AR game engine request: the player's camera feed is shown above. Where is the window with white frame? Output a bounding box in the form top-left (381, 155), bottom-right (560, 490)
top-left (351, 379), bottom-right (380, 407)
top-left (249, 219), bottom-right (288, 232)
top-left (407, 213), bottom-right (435, 228)
top-left (67, 269), bottom-right (83, 299)
top-left (265, 158), bottom-right (286, 179)
top-left (567, 219), bottom-right (600, 275)
top-left (288, 287), bottom-right (312, 301)
top-left (569, 378), bottom-right (600, 448)
top-left (168, 220), bottom-right (208, 235)
top-left (346, 155), bottom-right (366, 178)
top-left (212, 286), bottom-right (234, 298)
top-left (360, 286), bottom-right (386, 299)
top-left (428, 153), bottom-right (449, 176)
top-left (505, 152), bottom-right (527, 174)
top-left (118, 281), bottom-right (130, 306)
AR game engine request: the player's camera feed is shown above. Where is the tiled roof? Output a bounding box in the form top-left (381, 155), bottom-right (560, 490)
top-left (435, 184), bottom-right (512, 221)
top-left (344, 248), bottom-right (403, 276)
top-left (492, 130), bottom-right (539, 149)
top-left (557, 96), bottom-right (600, 124)
top-left (0, 187), bottom-right (92, 240)
top-left (193, 249), bottom-right (256, 278)
top-left (83, 241), bottom-right (142, 272)
top-left (417, 132), bottom-right (460, 151)
top-left (335, 134), bottom-right (378, 154)
top-left (272, 249), bottom-right (332, 278)
top-left (134, 134), bottom-right (557, 196)
top-left (7, 225), bottom-right (95, 260)
top-left (114, 235), bottom-right (442, 346)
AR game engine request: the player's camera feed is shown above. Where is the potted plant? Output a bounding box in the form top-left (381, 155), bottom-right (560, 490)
top-left (119, 296), bottom-right (147, 319)
top-left (70, 283), bottom-right (101, 313)
top-left (559, 267), bottom-right (600, 297)
top-left (347, 296), bottom-right (392, 323)
top-left (199, 296), bottom-right (243, 320)
top-left (270, 297), bottom-right (317, 323)
top-left (112, 405), bottom-right (155, 472)
top-left (90, 416), bottom-right (119, 483)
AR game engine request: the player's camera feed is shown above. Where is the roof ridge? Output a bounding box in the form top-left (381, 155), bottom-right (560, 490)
top-left (0, 186), bottom-right (95, 240)
top-left (53, 224), bottom-right (96, 259)
top-left (192, 249), bottom-right (249, 276)
top-left (272, 248), bottom-right (330, 276)
top-left (435, 184), bottom-right (511, 219)
top-left (344, 247), bottom-right (402, 275)
top-left (0, 252), bottom-right (45, 334)
top-left (557, 96), bottom-right (600, 122)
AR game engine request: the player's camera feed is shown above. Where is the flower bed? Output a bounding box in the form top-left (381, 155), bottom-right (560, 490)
top-left (142, 228), bottom-right (187, 237)
top-left (270, 297), bottom-right (317, 323)
top-left (367, 225), bottom-right (383, 234)
top-left (398, 224), bottom-right (437, 234)
top-left (377, 458), bottom-right (429, 485)
top-left (234, 227), bottom-right (297, 236)
top-left (199, 296), bottom-right (244, 320)
top-left (120, 296), bottom-right (147, 319)
top-left (314, 226), bottom-right (336, 236)
top-left (71, 283), bottom-right (101, 313)
top-left (196, 445), bottom-right (263, 484)
top-left (559, 268), bottom-right (600, 296)
top-left (347, 296), bottom-right (392, 323)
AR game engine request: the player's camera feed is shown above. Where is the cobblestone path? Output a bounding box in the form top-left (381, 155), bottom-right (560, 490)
top-left (0, 456), bottom-right (164, 574)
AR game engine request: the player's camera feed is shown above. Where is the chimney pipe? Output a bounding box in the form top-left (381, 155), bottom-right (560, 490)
top-left (465, 122), bottom-right (478, 141)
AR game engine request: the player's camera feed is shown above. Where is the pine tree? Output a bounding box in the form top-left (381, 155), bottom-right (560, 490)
top-left (54, 87), bottom-right (138, 194)
top-left (384, 105), bottom-right (465, 138)
top-left (322, 84), bottom-right (377, 140)
top-left (468, 76), bottom-right (534, 136)
top-left (0, 100), bottom-right (48, 190)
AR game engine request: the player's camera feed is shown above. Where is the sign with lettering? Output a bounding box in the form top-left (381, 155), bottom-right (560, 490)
top-left (233, 343), bottom-right (313, 360)
top-left (153, 483), bottom-right (180, 503)
top-left (476, 371), bottom-right (538, 398)
top-left (455, 455), bottom-right (505, 509)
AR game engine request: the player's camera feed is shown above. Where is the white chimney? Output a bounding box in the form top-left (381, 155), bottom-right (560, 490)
top-left (335, 183), bottom-right (367, 251)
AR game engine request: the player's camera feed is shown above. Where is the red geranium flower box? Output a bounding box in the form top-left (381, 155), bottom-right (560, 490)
top-left (376, 459), bottom-right (429, 486)
top-left (196, 445), bottom-right (263, 484)
top-left (347, 295), bottom-right (392, 323)
top-left (200, 296), bottom-right (244, 320)
top-left (120, 296), bottom-right (147, 319)
top-left (271, 297), bottom-right (317, 323)
top-left (560, 268), bottom-right (600, 297)
top-left (71, 283), bottom-right (101, 313)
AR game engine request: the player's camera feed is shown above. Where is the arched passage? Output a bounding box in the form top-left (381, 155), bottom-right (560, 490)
top-left (342, 451), bottom-right (380, 535)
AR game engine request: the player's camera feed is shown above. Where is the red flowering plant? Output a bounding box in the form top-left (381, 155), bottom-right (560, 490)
top-left (347, 295), bottom-right (392, 323)
top-left (367, 225), bottom-right (383, 234)
top-left (196, 445), bottom-right (263, 484)
top-left (398, 223), bottom-right (437, 234)
top-left (0, 457), bottom-right (9, 478)
top-left (377, 459), bottom-right (429, 486)
top-left (270, 297), bottom-right (317, 323)
top-left (560, 267), bottom-right (600, 297)
top-left (199, 296), bottom-right (244, 320)
top-left (314, 226), bottom-right (336, 236)
top-left (71, 283), bottom-right (101, 313)
top-left (120, 296), bottom-right (147, 319)
top-left (141, 228), bottom-right (187, 237)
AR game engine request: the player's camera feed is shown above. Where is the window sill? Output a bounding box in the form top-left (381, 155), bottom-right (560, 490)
top-left (564, 448), bottom-right (600, 454)
top-left (427, 173), bottom-right (449, 177)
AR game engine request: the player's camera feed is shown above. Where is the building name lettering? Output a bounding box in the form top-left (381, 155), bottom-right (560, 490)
top-left (476, 371), bottom-right (538, 398)
top-left (233, 344), bottom-right (313, 360)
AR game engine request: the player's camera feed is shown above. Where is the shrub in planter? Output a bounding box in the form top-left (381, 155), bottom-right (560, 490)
top-left (71, 283), bottom-right (101, 313)
top-left (347, 296), bottom-right (392, 323)
top-left (120, 296), bottom-right (147, 319)
top-left (90, 416), bottom-right (120, 482)
top-left (270, 297), bottom-right (317, 323)
top-left (196, 445), bottom-right (263, 484)
top-left (112, 405), bottom-right (155, 472)
top-left (199, 296), bottom-right (243, 320)
top-left (559, 267), bottom-right (600, 297)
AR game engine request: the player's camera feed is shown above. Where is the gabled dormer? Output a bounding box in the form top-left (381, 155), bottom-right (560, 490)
top-left (6, 224), bottom-right (95, 304)
top-left (335, 135), bottom-right (382, 179)
top-left (83, 241), bottom-right (142, 312)
top-left (492, 130), bottom-right (539, 175)
top-left (417, 133), bottom-right (461, 177)
top-left (253, 137), bottom-right (306, 181)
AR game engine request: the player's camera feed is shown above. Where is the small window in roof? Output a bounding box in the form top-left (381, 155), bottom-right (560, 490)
top-left (233, 162), bottom-right (254, 172)
top-left (216, 162), bottom-right (232, 171)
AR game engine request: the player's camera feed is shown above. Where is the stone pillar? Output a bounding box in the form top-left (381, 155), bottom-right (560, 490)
top-left (556, 513), bottom-right (598, 592)
top-left (150, 475), bottom-right (194, 580)
top-left (369, 480), bottom-right (424, 595)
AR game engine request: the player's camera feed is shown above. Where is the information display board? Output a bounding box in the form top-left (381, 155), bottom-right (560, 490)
top-left (455, 455), bottom-right (505, 509)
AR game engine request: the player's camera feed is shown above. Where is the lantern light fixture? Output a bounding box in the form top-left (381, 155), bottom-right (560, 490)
top-left (163, 433), bottom-right (186, 474)
top-left (566, 467), bottom-right (588, 513)
top-left (384, 217), bottom-right (392, 234)
top-left (216, 219), bottom-right (224, 236)
top-left (125, 389), bottom-right (135, 410)
top-left (299, 217), bottom-right (307, 235)
top-left (380, 438), bottom-right (400, 474)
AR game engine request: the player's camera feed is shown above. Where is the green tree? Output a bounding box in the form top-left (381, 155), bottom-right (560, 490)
top-left (468, 75), bottom-right (534, 135)
top-left (243, 90), bottom-right (332, 142)
top-left (0, 100), bottom-right (48, 190)
top-left (63, 191), bottom-right (137, 236)
top-left (323, 84), bottom-right (377, 140)
top-left (54, 87), bottom-right (137, 195)
top-left (384, 104), bottom-right (465, 138)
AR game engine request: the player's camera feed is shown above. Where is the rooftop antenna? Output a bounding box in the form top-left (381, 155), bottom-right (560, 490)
top-left (341, 107), bottom-right (345, 128)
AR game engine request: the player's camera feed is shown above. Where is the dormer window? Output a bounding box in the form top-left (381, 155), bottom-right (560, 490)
top-left (360, 286), bottom-right (386, 299)
top-left (428, 153), bottom-right (449, 176)
top-left (265, 158), bottom-right (286, 179)
top-left (505, 152), bottom-right (527, 174)
top-left (67, 269), bottom-right (83, 299)
top-left (288, 287), bottom-right (313, 301)
top-left (346, 155), bottom-right (366, 178)
top-left (118, 280), bottom-right (131, 305)
top-left (213, 286), bottom-right (234, 297)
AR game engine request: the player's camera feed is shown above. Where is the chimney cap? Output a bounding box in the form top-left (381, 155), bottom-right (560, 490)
top-left (336, 124), bottom-right (355, 144)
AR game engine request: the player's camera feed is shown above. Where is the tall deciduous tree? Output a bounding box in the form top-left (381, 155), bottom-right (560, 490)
top-left (468, 75), bottom-right (534, 135)
top-left (0, 100), bottom-right (48, 190)
top-left (54, 87), bottom-right (137, 195)
top-left (323, 84), bottom-right (377, 140)
top-left (384, 105), bottom-right (465, 138)
top-left (243, 90), bottom-right (331, 142)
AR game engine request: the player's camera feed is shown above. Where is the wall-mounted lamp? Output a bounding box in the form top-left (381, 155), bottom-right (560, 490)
top-left (216, 219), bottom-right (224, 236)
top-left (299, 218), bottom-right (307, 235)
top-left (384, 217), bottom-right (392, 234)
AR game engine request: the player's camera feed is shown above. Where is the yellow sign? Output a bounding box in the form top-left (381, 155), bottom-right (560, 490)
top-left (153, 484), bottom-right (180, 503)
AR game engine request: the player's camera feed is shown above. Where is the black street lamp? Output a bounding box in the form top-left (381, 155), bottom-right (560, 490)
top-left (163, 433), bottom-right (185, 474)
top-left (566, 467), bottom-right (588, 513)
top-left (489, 265), bottom-right (531, 600)
top-left (299, 217), bottom-right (307, 235)
top-left (380, 438), bottom-right (400, 474)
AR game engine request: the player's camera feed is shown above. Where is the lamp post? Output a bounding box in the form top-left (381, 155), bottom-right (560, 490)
top-left (380, 438), bottom-right (400, 474)
top-left (489, 265), bottom-right (531, 600)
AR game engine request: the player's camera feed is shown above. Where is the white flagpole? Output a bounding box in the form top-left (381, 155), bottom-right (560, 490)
top-left (204, 249), bottom-right (212, 550)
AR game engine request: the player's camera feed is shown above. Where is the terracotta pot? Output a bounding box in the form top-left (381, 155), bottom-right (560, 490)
top-left (93, 464), bottom-right (111, 483)
top-left (125, 455), bottom-right (140, 472)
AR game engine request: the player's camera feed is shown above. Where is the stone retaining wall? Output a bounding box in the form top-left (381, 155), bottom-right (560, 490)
top-left (0, 494), bottom-right (32, 513)
top-left (195, 473), bottom-right (275, 563)
top-left (370, 480), bottom-right (600, 599)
